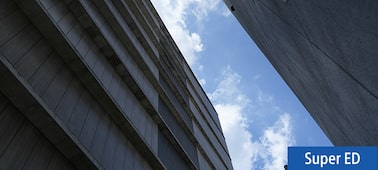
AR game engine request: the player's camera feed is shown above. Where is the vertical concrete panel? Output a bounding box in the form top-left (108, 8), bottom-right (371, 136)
top-left (123, 140), bottom-right (135, 169)
top-left (101, 62), bottom-right (114, 89)
top-left (193, 122), bottom-right (225, 170)
top-left (22, 138), bottom-right (55, 170)
top-left (0, 123), bottom-right (41, 169)
top-left (0, 93), bottom-right (75, 170)
top-left (89, 111), bottom-right (111, 161)
top-left (116, 85), bottom-right (129, 114)
top-left (57, 12), bottom-right (76, 36)
top-left (67, 91), bottom-right (92, 137)
top-left (54, 80), bottom-right (83, 123)
top-left (47, 1), bottom-right (67, 22)
top-left (92, 55), bottom-right (106, 81)
top-left (197, 148), bottom-right (213, 170)
top-left (136, 107), bottom-right (147, 141)
top-left (1, 25), bottom-right (42, 66)
top-left (28, 53), bottom-right (63, 95)
top-left (75, 34), bottom-right (91, 58)
top-left (79, 103), bottom-right (102, 150)
top-left (42, 68), bottom-right (73, 109)
top-left (149, 118), bottom-right (159, 153)
top-left (83, 44), bottom-right (99, 68)
top-left (144, 114), bottom-right (158, 153)
top-left (157, 130), bottom-right (188, 170)
top-left (158, 97), bottom-right (199, 168)
top-left (46, 150), bottom-right (76, 170)
top-left (14, 39), bottom-right (51, 80)
top-left (101, 123), bottom-right (119, 170)
top-left (67, 24), bottom-right (84, 47)
top-left (0, 105), bottom-right (25, 155)
top-left (112, 131), bottom-right (126, 170)
top-left (39, 0), bottom-right (59, 11)
top-left (109, 75), bottom-right (121, 100)
top-left (0, 11), bottom-right (29, 46)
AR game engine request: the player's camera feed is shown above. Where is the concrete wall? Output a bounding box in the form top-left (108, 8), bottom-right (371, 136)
top-left (0, 92), bottom-right (76, 170)
top-left (224, 0), bottom-right (378, 145)
top-left (0, 0), bottom-right (232, 169)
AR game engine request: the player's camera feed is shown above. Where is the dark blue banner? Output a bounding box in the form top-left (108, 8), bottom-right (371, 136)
top-left (288, 146), bottom-right (378, 170)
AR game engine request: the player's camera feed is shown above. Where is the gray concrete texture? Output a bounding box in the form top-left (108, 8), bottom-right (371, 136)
top-left (224, 0), bottom-right (378, 145)
top-left (0, 0), bottom-right (232, 169)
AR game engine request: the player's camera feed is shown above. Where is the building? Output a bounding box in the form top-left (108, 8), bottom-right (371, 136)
top-left (223, 0), bottom-right (378, 145)
top-left (0, 0), bottom-right (233, 169)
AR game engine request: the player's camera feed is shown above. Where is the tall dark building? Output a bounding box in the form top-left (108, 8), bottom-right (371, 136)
top-left (224, 0), bottom-right (378, 145)
top-left (0, 0), bottom-right (232, 169)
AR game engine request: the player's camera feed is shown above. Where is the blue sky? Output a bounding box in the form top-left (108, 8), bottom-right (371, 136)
top-left (151, 0), bottom-right (332, 169)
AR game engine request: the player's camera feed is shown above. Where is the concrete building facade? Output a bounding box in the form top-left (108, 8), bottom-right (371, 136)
top-left (0, 0), bottom-right (232, 169)
top-left (224, 0), bottom-right (378, 145)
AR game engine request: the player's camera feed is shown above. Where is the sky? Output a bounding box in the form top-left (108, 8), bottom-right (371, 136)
top-left (150, 0), bottom-right (332, 170)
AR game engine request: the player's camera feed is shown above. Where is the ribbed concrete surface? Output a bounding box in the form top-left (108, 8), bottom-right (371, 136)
top-left (0, 0), bottom-right (233, 169)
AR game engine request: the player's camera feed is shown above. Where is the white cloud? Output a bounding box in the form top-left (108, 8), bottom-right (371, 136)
top-left (151, 0), bottom-right (207, 66)
top-left (216, 103), bottom-right (259, 170)
top-left (210, 66), bottom-right (243, 102)
top-left (210, 67), bottom-right (295, 170)
top-left (198, 78), bottom-right (207, 86)
top-left (210, 67), bottom-right (254, 170)
top-left (192, 0), bottom-right (222, 20)
top-left (151, 0), bottom-right (226, 68)
top-left (258, 113), bottom-right (295, 170)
